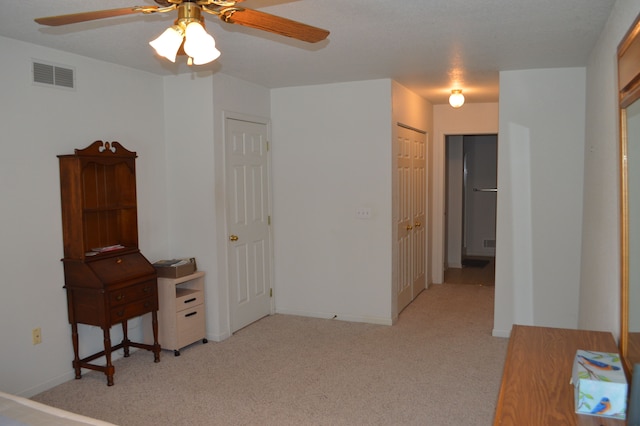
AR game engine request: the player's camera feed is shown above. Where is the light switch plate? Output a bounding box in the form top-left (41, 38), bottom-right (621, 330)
top-left (355, 207), bottom-right (372, 219)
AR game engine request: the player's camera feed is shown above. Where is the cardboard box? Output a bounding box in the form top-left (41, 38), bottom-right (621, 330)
top-left (153, 258), bottom-right (197, 278)
top-left (572, 350), bottom-right (627, 419)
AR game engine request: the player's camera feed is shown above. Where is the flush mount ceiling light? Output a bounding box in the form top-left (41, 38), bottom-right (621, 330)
top-left (449, 89), bottom-right (465, 108)
top-left (149, 2), bottom-right (220, 65)
top-left (34, 0), bottom-right (330, 67)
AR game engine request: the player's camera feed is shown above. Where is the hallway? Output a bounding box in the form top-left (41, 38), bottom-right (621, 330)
top-left (443, 257), bottom-right (495, 286)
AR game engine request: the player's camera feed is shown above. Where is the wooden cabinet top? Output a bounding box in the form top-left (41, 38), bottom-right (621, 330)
top-left (494, 325), bottom-right (625, 426)
top-left (58, 140), bottom-right (137, 159)
top-left (58, 141), bottom-right (140, 260)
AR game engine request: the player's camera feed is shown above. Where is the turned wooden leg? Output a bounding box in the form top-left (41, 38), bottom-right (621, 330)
top-left (152, 310), bottom-right (160, 363)
top-left (71, 322), bottom-right (81, 379)
top-left (102, 327), bottom-right (115, 386)
top-left (122, 320), bottom-right (130, 357)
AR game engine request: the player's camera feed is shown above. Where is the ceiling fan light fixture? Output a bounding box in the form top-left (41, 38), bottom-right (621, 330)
top-left (184, 22), bottom-right (221, 65)
top-left (449, 89), bottom-right (465, 108)
top-left (149, 25), bottom-right (184, 63)
top-left (191, 41), bottom-right (221, 65)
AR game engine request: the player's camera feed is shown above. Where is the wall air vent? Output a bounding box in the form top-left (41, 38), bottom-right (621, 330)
top-left (32, 61), bottom-right (75, 89)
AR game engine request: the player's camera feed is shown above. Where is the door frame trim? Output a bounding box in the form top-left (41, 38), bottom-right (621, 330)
top-left (434, 131), bottom-right (498, 283)
top-left (397, 122), bottom-right (427, 135)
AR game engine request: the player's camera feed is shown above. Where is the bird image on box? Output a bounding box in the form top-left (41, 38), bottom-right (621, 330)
top-left (591, 397), bottom-right (611, 414)
top-left (578, 355), bottom-right (621, 371)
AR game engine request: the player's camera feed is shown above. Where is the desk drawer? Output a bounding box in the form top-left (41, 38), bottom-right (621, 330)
top-left (109, 281), bottom-right (156, 307)
top-left (175, 288), bottom-right (203, 312)
top-left (110, 297), bottom-right (157, 323)
top-left (176, 305), bottom-right (205, 349)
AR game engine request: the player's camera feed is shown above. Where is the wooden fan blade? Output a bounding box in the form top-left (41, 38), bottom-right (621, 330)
top-left (35, 7), bottom-right (154, 27)
top-left (221, 8), bottom-right (329, 43)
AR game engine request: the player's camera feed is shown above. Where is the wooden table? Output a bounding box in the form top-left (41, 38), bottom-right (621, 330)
top-left (494, 325), bottom-right (626, 425)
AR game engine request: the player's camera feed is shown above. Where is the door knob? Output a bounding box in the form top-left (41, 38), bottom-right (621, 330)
top-left (229, 235), bottom-right (239, 241)
top-left (415, 221), bottom-right (422, 228)
top-left (406, 225), bottom-right (413, 231)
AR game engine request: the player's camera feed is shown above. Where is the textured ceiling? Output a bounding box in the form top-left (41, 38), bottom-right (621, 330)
top-left (0, 0), bottom-right (616, 105)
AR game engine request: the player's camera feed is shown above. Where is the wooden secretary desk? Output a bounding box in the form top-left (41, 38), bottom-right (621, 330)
top-left (58, 141), bottom-right (160, 386)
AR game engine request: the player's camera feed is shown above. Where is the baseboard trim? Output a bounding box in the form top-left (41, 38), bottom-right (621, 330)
top-left (207, 330), bottom-right (231, 342)
top-left (492, 328), bottom-right (511, 338)
top-left (275, 309), bottom-right (393, 326)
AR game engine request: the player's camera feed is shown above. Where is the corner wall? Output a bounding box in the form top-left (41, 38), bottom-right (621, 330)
top-left (163, 72), bottom-right (271, 341)
top-left (0, 36), bottom-right (168, 396)
top-left (495, 68), bottom-right (586, 336)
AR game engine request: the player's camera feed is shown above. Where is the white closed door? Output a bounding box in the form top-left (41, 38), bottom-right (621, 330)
top-left (396, 124), bottom-right (427, 313)
top-left (225, 117), bottom-right (272, 332)
top-left (411, 129), bottom-right (426, 298)
top-left (397, 128), bottom-right (414, 311)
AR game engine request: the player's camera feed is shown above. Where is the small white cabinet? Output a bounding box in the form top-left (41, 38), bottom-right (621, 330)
top-left (147, 271), bottom-right (207, 356)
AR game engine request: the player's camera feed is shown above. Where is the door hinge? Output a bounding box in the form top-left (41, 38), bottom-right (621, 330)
top-left (270, 288), bottom-right (273, 297)
top-left (268, 215), bottom-right (271, 225)
top-left (266, 141), bottom-right (270, 151)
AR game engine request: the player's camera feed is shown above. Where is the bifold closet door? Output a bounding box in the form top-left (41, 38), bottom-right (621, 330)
top-left (396, 124), bottom-right (426, 313)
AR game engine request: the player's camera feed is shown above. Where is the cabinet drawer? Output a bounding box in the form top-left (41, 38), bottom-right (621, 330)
top-left (110, 297), bottom-right (157, 323)
top-left (175, 288), bottom-right (204, 312)
top-left (88, 252), bottom-right (155, 284)
top-left (176, 305), bottom-right (206, 349)
top-left (109, 281), bottom-right (156, 307)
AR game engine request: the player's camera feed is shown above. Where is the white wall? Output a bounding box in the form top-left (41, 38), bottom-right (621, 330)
top-left (494, 68), bottom-right (586, 337)
top-left (270, 79), bottom-right (431, 324)
top-left (270, 80), bottom-right (393, 324)
top-left (580, 0), bottom-right (640, 338)
top-left (432, 103), bottom-right (499, 283)
top-left (391, 80), bottom-right (433, 134)
top-left (0, 36), bottom-right (168, 396)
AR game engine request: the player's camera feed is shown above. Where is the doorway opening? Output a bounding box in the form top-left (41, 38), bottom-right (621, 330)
top-left (444, 134), bottom-right (497, 286)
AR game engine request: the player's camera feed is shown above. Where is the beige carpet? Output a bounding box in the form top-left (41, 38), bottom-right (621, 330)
top-left (33, 284), bottom-right (508, 425)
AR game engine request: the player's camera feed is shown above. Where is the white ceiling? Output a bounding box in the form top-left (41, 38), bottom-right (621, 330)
top-left (0, 0), bottom-right (615, 105)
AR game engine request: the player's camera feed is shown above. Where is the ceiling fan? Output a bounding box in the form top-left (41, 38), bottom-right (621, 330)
top-left (35, 0), bottom-right (330, 65)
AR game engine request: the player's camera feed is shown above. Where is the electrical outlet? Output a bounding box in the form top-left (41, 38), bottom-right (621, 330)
top-left (32, 327), bottom-right (42, 345)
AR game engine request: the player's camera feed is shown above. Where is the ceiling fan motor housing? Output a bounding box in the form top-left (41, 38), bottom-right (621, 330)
top-left (176, 2), bottom-right (205, 27)
top-left (157, 0), bottom-right (238, 6)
